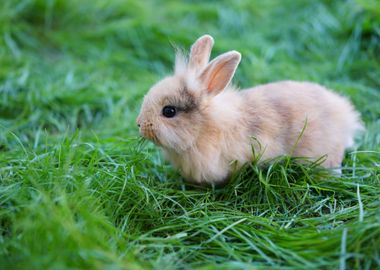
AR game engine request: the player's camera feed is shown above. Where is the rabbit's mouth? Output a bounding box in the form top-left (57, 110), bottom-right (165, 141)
top-left (139, 127), bottom-right (162, 146)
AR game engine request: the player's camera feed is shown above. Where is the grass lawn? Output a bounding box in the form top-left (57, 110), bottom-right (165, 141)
top-left (0, 0), bottom-right (379, 269)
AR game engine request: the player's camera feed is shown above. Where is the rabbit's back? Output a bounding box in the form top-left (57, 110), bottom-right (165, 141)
top-left (241, 81), bottom-right (362, 167)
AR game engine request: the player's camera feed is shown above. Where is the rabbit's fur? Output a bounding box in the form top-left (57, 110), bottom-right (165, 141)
top-left (137, 35), bottom-right (363, 184)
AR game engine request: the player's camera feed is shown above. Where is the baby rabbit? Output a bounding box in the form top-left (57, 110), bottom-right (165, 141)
top-left (136, 35), bottom-right (363, 184)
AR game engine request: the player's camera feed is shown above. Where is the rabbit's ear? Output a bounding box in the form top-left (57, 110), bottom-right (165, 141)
top-left (199, 51), bottom-right (241, 95)
top-left (188, 35), bottom-right (214, 71)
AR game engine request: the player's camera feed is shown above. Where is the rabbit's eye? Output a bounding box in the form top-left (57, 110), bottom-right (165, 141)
top-left (162, 106), bottom-right (177, 118)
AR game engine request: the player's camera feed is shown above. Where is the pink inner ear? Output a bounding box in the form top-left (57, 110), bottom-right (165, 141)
top-left (199, 51), bottom-right (241, 95)
top-left (206, 60), bottom-right (235, 93)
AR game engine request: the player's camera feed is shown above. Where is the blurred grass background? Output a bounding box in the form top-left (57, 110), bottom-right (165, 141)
top-left (0, 0), bottom-right (379, 269)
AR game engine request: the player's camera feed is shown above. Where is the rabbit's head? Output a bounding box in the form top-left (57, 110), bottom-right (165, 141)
top-left (136, 35), bottom-right (241, 152)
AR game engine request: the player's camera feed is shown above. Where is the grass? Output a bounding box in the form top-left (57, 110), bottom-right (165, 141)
top-left (0, 0), bottom-right (379, 269)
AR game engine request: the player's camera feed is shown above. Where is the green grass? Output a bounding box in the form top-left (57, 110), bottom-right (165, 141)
top-left (0, 0), bottom-right (379, 269)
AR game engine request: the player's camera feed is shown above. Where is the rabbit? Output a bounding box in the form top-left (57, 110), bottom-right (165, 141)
top-left (136, 34), bottom-right (363, 184)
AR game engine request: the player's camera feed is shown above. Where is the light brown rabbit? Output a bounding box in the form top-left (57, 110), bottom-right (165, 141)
top-left (136, 35), bottom-right (363, 184)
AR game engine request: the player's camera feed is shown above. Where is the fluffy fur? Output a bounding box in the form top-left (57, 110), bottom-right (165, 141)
top-left (136, 35), bottom-right (363, 184)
